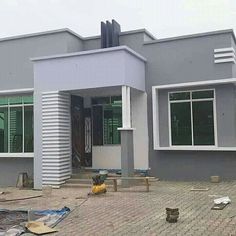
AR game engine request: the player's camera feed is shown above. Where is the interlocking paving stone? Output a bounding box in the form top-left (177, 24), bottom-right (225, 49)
top-left (1, 181), bottom-right (236, 235)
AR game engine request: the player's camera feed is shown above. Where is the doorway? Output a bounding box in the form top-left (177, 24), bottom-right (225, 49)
top-left (71, 95), bottom-right (92, 170)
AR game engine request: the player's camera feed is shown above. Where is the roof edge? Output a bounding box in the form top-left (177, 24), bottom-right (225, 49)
top-left (144, 29), bottom-right (236, 45)
top-left (0, 28), bottom-right (84, 43)
top-left (83, 28), bottom-right (157, 40)
top-left (31, 45), bottom-right (147, 62)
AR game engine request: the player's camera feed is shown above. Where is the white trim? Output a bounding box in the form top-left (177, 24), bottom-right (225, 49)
top-left (126, 87), bottom-right (131, 128)
top-left (190, 98), bottom-right (194, 145)
top-left (213, 89), bottom-right (218, 146)
top-left (31, 46), bottom-right (147, 62)
top-left (168, 92), bottom-right (171, 146)
top-left (214, 52), bottom-right (235, 58)
top-left (152, 78), bottom-right (236, 90)
top-left (22, 106), bottom-right (25, 153)
top-left (152, 78), bottom-right (236, 150)
top-left (121, 86), bottom-right (132, 129)
top-left (156, 147), bottom-right (236, 152)
top-left (0, 153), bottom-right (34, 158)
top-left (117, 128), bottom-right (135, 131)
top-left (152, 87), bottom-right (158, 149)
top-left (214, 47), bottom-right (235, 53)
top-left (214, 47), bottom-right (235, 64)
top-left (0, 88), bottom-right (34, 95)
top-left (214, 58), bottom-right (236, 64)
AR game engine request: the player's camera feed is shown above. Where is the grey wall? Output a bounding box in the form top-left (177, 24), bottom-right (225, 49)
top-left (152, 151), bottom-right (236, 181)
top-left (33, 48), bottom-right (146, 92)
top-left (0, 31), bottom-right (83, 90)
top-left (0, 158), bottom-right (33, 187)
top-left (0, 31), bottom-right (83, 187)
top-left (140, 32), bottom-right (236, 180)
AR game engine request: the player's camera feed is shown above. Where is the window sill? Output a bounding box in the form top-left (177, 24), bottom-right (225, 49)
top-left (0, 153), bottom-right (34, 158)
top-left (155, 146), bottom-right (236, 151)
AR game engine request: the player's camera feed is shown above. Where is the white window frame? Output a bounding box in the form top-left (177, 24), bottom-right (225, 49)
top-left (0, 95), bottom-right (34, 156)
top-left (168, 89), bottom-right (218, 147)
top-left (152, 78), bottom-right (236, 151)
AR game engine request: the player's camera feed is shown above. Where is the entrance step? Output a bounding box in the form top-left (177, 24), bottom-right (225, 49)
top-left (66, 178), bottom-right (92, 184)
top-left (62, 182), bottom-right (91, 188)
top-left (62, 177), bottom-right (116, 189)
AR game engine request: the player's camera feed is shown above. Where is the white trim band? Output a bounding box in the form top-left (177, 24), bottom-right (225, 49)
top-left (214, 47), bottom-right (236, 64)
top-left (0, 88), bottom-right (34, 95)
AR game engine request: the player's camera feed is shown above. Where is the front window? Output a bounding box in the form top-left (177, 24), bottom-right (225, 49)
top-left (169, 90), bottom-right (215, 146)
top-left (0, 95), bottom-right (33, 153)
top-left (92, 96), bottom-right (122, 145)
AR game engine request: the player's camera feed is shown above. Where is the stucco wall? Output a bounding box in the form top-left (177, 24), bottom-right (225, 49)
top-left (141, 32), bottom-right (236, 180)
top-left (0, 31), bottom-right (83, 187)
top-left (0, 158), bottom-right (33, 187)
top-left (131, 89), bottom-right (149, 170)
top-left (0, 31), bottom-right (83, 90)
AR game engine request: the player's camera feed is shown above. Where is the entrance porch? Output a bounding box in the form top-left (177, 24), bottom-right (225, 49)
top-left (32, 46), bottom-right (147, 189)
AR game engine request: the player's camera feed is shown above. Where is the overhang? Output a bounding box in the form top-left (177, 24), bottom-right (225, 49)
top-left (32, 46), bottom-right (146, 92)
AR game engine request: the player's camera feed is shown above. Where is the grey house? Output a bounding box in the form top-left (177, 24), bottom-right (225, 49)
top-left (0, 21), bottom-right (236, 189)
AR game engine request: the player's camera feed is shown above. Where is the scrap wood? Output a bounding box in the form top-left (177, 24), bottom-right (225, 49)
top-left (190, 187), bottom-right (209, 191)
top-left (0, 195), bottom-right (42, 202)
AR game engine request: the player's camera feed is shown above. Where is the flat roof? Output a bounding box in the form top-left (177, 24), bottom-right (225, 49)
top-left (144, 29), bottom-right (236, 45)
top-left (0, 28), bottom-right (84, 42)
top-left (0, 28), bottom-right (157, 43)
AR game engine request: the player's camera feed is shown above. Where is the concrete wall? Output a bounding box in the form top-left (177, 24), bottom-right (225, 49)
top-left (0, 31), bottom-right (83, 90)
top-left (92, 146), bottom-right (121, 169)
top-left (131, 89), bottom-right (149, 170)
top-left (33, 47), bottom-right (146, 92)
top-left (0, 158), bottom-right (33, 187)
top-left (0, 31), bottom-right (83, 187)
top-left (141, 32), bottom-right (236, 180)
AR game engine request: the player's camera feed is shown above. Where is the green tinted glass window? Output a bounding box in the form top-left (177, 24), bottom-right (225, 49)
top-left (10, 107), bottom-right (23, 152)
top-left (171, 102), bottom-right (192, 145)
top-left (9, 96), bottom-right (22, 105)
top-left (23, 95), bottom-right (33, 104)
top-left (0, 107), bottom-right (8, 153)
top-left (169, 92), bottom-right (190, 101)
top-left (103, 105), bottom-right (122, 144)
top-left (193, 101), bottom-right (215, 145)
top-left (24, 106), bottom-right (34, 152)
top-left (192, 90), bottom-right (214, 99)
top-left (0, 97), bottom-right (8, 106)
top-left (111, 96), bottom-right (122, 104)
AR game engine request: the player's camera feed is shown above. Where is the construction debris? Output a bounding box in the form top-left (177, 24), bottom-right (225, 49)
top-left (166, 208), bottom-right (179, 223)
top-left (211, 196), bottom-right (231, 210)
top-left (0, 207), bottom-right (70, 235)
top-left (190, 187), bottom-right (209, 191)
top-left (26, 221), bottom-right (57, 235)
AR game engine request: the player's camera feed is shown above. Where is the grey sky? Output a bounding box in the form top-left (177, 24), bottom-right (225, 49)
top-left (0, 0), bottom-right (235, 39)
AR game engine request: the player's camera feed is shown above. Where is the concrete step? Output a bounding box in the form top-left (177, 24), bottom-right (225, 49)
top-left (66, 178), bottom-right (92, 184)
top-left (62, 183), bottom-right (92, 188)
top-left (62, 182), bottom-right (114, 189)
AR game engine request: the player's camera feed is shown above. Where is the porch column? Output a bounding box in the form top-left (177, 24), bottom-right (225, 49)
top-left (40, 91), bottom-right (71, 188)
top-left (118, 86), bottom-right (135, 179)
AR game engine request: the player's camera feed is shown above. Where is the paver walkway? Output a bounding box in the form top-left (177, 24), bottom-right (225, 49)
top-left (1, 181), bottom-right (236, 235)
